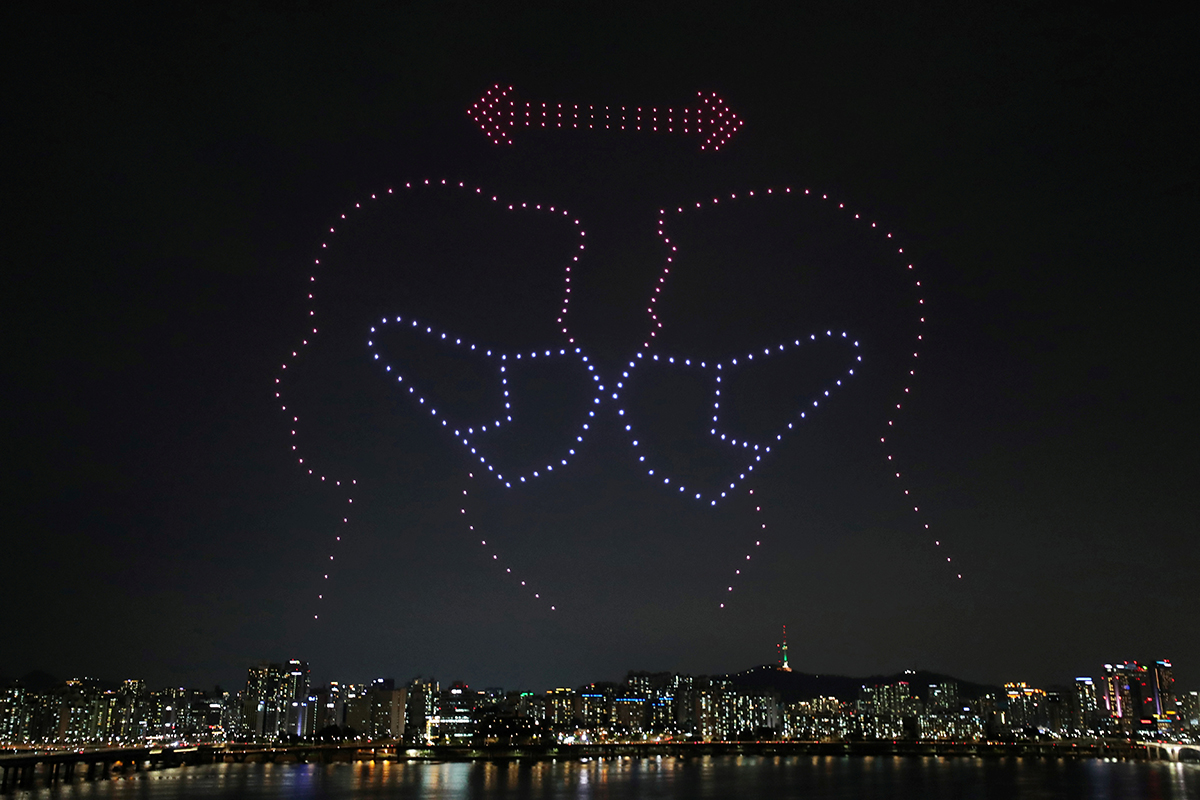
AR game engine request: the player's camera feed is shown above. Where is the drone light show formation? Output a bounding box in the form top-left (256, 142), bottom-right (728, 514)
top-left (469, 84), bottom-right (744, 151)
top-left (275, 87), bottom-right (958, 620)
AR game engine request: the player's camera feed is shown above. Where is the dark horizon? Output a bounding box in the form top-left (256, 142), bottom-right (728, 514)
top-left (5, 4), bottom-right (1196, 696)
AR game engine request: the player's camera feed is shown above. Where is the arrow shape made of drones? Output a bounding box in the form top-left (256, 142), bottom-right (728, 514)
top-left (468, 84), bottom-right (744, 151)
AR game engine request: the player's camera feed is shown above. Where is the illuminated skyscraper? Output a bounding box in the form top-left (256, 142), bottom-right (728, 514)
top-left (1150, 660), bottom-right (1176, 717)
top-left (863, 681), bottom-right (919, 717)
top-left (282, 660), bottom-right (311, 737)
top-left (435, 682), bottom-right (476, 744)
top-left (544, 687), bottom-right (577, 730)
top-left (1099, 663), bottom-right (1136, 731)
top-left (518, 692), bottom-right (547, 723)
top-left (243, 663), bottom-right (281, 740)
top-left (1072, 677), bottom-right (1100, 735)
top-left (404, 678), bottom-right (438, 742)
top-left (1102, 661), bottom-right (1176, 732)
top-left (0, 686), bottom-right (28, 744)
top-left (613, 694), bottom-right (647, 732)
top-left (927, 682), bottom-right (959, 714)
top-left (316, 681), bottom-right (344, 731)
top-left (1179, 691), bottom-right (1200, 732)
top-left (1004, 683), bottom-right (1048, 732)
top-left (242, 659), bottom-right (309, 741)
top-left (578, 684), bottom-right (613, 730)
top-left (626, 672), bottom-right (676, 734)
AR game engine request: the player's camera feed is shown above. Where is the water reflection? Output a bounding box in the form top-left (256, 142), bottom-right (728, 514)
top-left (10, 756), bottom-right (1199, 799)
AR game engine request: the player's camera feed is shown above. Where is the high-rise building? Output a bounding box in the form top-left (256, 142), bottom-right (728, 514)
top-left (862, 682), bottom-right (920, 717)
top-left (785, 696), bottom-right (854, 741)
top-left (578, 684), bottom-right (613, 731)
top-left (242, 660), bottom-right (309, 741)
top-left (25, 692), bottom-right (61, 744)
top-left (283, 660), bottom-right (311, 738)
top-left (343, 684), bottom-right (371, 738)
top-left (405, 678), bottom-right (438, 742)
top-left (222, 691), bottom-right (244, 740)
top-left (155, 686), bottom-right (193, 740)
top-left (1098, 661), bottom-right (1175, 734)
top-left (196, 689), bottom-right (233, 742)
top-left (54, 680), bottom-right (97, 745)
top-left (1147, 660), bottom-right (1180, 735)
top-left (369, 679), bottom-right (406, 741)
top-left (613, 694), bottom-right (646, 732)
top-left (1004, 683), bottom-right (1048, 732)
top-left (620, 671), bottom-right (676, 736)
top-left (0, 686), bottom-right (29, 744)
top-left (917, 682), bottom-right (979, 741)
top-left (927, 683), bottom-right (959, 714)
top-left (1099, 663), bottom-right (1136, 731)
top-left (314, 681), bottom-right (344, 732)
top-left (1178, 691), bottom-right (1200, 732)
top-left (1150, 660), bottom-right (1176, 717)
top-left (92, 691), bottom-right (120, 743)
top-left (693, 683), bottom-right (719, 740)
top-left (917, 697), bottom-right (985, 743)
top-left (1072, 677), bottom-right (1100, 735)
top-left (1045, 691), bottom-right (1067, 735)
top-left (244, 663), bottom-right (279, 740)
top-left (435, 682), bottom-right (476, 744)
top-left (545, 687), bottom-right (577, 730)
top-left (110, 679), bottom-right (148, 742)
top-left (517, 692), bottom-right (546, 723)
top-left (684, 678), bottom-right (780, 741)
top-left (671, 674), bottom-right (698, 734)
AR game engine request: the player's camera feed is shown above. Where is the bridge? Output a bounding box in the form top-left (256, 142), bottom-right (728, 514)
top-left (1143, 741), bottom-right (1200, 762)
top-left (0, 745), bottom-right (216, 793)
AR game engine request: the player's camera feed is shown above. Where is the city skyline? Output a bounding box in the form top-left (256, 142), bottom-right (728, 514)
top-left (5, 642), bottom-right (1194, 713)
top-left (5, 5), bottom-right (1196, 696)
top-left (4, 650), bottom-right (1196, 748)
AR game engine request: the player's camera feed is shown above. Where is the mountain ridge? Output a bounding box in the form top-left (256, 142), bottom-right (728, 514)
top-left (727, 664), bottom-right (1003, 704)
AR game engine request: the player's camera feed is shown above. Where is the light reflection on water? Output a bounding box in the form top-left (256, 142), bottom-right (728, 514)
top-left (11, 756), bottom-right (1200, 799)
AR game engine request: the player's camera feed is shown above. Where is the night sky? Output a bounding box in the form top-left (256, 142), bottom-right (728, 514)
top-left (6, 4), bottom-right (1197, 694)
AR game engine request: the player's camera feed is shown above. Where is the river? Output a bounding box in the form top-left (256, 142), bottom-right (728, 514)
top-left (10, 755), bottom-right (1200, 799)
